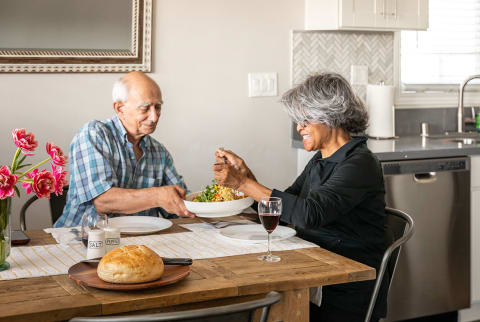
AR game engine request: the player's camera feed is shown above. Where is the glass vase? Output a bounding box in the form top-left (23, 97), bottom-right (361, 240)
top-left (0, 198), bottom-right (11, 271)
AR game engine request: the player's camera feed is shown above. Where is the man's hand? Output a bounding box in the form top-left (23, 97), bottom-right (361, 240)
top-left (157, 186), bottom-right (195, 218)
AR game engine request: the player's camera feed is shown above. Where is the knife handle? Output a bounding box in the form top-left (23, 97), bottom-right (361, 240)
top-left (162, 257), bottom-right (193, 266)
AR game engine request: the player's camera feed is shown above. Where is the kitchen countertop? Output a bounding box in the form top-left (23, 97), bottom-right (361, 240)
top-left (293, 136), bottom-right (480, 161)
top-left (368, 135), bottom-right (480, 161)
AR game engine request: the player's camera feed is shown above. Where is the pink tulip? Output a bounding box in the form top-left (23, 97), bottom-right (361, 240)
top-left (46, 143), bottom-right (67, 167)
top-left (21, 169), bottom-right (38, 195)
top-left (0, 166), bottom-right (18, 199)
top-left (31, 169), bottom-right (55, 199)
top-left (12, 129), bottom-right (38, 156)
top-left (51, 165), bottom-right (67, 196)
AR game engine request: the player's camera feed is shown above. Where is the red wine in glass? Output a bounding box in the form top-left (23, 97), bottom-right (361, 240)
top-left (259, 213), bottom-right (280, 233)
top-left (258, 197), bottom-right (282, 262)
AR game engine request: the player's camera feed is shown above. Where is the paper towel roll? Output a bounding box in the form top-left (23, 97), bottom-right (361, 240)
top-left (366, 84), bottom-right (395, 138)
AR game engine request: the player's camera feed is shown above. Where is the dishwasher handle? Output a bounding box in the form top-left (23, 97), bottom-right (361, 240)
top-left (413, 172), bottom-right (437, 184)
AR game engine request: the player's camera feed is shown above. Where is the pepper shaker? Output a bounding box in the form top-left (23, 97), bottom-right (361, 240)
top-left (103, 227), bottom-right (120, 253)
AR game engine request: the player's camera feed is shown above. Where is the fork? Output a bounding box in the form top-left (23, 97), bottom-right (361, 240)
top-left (205, 221), bottom-right (250, 229)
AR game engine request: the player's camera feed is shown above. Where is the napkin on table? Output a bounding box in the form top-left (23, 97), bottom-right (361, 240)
top-left (43, 226), bottom-right (82, 244)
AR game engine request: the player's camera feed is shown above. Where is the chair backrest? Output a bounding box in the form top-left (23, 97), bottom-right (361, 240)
top-left (20, 185), bottom-right (68, 230)
top-left (69, 291), bottom-right (281, 322)
top-left (364, 207), bottom-right (415, 322)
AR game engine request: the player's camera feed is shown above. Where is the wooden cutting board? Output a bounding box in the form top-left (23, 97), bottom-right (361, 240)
top-left (68, 262), bottom-right (190, 291)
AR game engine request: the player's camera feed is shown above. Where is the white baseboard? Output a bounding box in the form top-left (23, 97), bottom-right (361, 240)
top-left (459, 302), bottom-right (480, 322)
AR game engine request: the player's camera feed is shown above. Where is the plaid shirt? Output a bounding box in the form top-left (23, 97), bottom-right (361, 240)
top-left (54, 116), bottom-right (187, 227)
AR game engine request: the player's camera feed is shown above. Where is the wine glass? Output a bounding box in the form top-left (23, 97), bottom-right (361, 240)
top-left (258, 196), bottom-right (282, 262)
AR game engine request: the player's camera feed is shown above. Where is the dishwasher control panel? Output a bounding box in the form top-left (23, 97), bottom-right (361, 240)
top-left (382, 158), bottom-right (468, 175)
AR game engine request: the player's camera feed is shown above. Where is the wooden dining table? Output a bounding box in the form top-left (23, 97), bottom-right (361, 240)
top-left (1, 216), bottom-right (375, 322)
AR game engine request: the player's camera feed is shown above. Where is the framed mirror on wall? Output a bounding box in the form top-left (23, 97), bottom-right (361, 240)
top-left (0, 0), bottom-right (152, 73)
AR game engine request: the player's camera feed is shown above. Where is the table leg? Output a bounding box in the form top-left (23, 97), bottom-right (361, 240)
top-left (267, 288), bottom-right (309, 322)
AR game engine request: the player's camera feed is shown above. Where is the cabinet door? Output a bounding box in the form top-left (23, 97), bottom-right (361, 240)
top-left (387, 0), bottom-right (428, 29)
top-left (307, 0), bottom-right (428, 30)
top-left (340, 0), bottom-right (378, 28)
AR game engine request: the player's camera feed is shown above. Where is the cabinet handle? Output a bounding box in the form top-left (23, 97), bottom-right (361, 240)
top-left (383, 0), bottom-right (397, 18)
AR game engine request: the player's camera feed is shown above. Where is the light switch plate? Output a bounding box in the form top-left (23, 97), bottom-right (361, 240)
top-left (248, 73), bottom-right (278, 97)
top-left (350, 65), bottom-right (368, 85)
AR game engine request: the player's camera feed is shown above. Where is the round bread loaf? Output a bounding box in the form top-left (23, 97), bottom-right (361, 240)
top-left (97, 245), bottom-right (164, 284)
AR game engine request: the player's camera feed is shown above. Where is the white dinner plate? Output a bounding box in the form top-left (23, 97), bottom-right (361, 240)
top-left (219, 224), bottom-right (296, 243)
top-left (106, 216), bottom-right (172, 235)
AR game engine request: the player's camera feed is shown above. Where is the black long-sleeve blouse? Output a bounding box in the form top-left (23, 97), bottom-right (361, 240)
top-left (271, 136), bottom-right (388, 318)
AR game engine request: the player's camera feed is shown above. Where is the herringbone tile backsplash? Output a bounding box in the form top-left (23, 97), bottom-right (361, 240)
top-left (292, 31), bottom-right (394, 100)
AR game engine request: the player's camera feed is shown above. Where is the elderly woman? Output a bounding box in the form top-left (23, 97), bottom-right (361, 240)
top-left (213, 72), bottom-right (387, 322)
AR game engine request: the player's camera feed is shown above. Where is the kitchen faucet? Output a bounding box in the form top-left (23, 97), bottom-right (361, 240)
top-left (458, 74), bottom-right (480, 133)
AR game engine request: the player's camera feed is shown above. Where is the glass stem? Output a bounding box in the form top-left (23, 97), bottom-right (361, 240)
top-left (267, 232), bottom-right (271, 257)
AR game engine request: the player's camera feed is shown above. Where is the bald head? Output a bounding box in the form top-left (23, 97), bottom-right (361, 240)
top-left (112, 72), bottom-right (161, 103)
top-left (112, 72), bottom-right (163, 142)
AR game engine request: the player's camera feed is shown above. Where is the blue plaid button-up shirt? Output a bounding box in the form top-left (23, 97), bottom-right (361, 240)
top-left (54, 115), bottom-right (187, 227)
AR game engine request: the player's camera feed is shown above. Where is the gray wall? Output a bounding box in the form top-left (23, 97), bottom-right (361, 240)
top-left (0, 0), bottom-right (303, 229)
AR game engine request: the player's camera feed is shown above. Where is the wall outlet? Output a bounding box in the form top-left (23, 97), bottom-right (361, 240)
top-left (350, 65), bottom-right (368, 85)
top-left (248, 73), bottom-right (278, 97)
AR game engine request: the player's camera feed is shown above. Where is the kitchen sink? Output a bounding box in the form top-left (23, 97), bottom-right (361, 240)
top-left (440, 138), bottom-right (477, 144)
top-left (427, 132), bottom-right (480, 144)
top-left (427, 132), bottom-right (480, 139)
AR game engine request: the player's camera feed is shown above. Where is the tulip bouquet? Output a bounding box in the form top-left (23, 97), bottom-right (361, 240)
top-left (0, 129), bottom-right (68, 270)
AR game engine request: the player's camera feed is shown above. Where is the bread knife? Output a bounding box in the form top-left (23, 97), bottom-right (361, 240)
top-left (81, 257), bottom-right (192, 266)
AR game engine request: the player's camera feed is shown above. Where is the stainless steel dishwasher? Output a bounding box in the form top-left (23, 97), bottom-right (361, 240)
top-left (381, 157), bottom-right (470, 321)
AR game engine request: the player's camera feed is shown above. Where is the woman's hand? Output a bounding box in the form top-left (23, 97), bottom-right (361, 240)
top-left (215, 149), bottom-right (256, 180)
top-left (213, 149), bottom-right (272, 201)
top-left (213, 163), bottom-right (246, 190)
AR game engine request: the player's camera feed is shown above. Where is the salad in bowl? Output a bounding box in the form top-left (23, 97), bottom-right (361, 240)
top-left (185, 180), bottom-right (253, 218)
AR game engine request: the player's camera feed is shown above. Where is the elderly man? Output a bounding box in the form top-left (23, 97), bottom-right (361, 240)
top-left (54, 72), bottom-right (193, 227)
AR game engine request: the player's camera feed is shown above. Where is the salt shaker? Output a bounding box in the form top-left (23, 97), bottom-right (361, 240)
top-left (86, 230), bottom-right (105, 259)
top-left (103, 227), bottom-right (120, 253)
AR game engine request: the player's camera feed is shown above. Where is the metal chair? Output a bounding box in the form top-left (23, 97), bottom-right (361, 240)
top-left (69, 291), bottom-right (281, 322)
top-left (364, 207), bottom-right (415, 322)
top-left (20, 185), bottom-right (68, 230)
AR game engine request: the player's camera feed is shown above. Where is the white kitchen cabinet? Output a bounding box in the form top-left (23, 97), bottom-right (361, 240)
top-left (459, 155), bottom-right (480, 322)
top-left (472, 156), bottom-right (480, 303)
top-left (305, 0), bottom-right (428, 31)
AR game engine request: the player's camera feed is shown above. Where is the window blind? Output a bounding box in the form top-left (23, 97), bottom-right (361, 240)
top-left (401, 0), bottom-right (480, 90)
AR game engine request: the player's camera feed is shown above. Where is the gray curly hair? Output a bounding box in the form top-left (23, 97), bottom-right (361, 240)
top-left (281, 72), bottom-right (368, 133)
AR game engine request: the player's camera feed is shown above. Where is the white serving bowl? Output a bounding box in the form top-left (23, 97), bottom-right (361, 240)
top-left (184, 191), bottom-right (254, 218)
